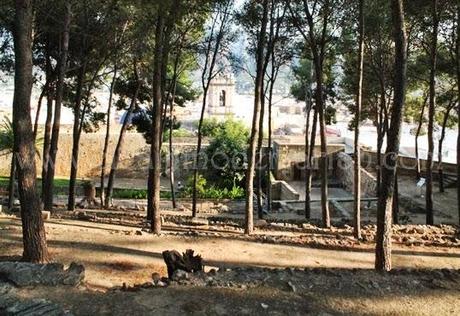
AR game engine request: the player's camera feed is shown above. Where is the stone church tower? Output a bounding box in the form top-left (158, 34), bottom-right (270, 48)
top-left (207, 72), bottom-right (235, 119)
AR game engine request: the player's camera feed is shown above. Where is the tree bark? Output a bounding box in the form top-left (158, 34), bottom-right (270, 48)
top-left (415, 93), bottom-right (428, 180)
top-left (306, 107), bottom-right (318, 220)
top-left (192, 3), bottom-right (230, 217)
top-left (354, 0), bottom-right (365, 240)
top-left (376, 90), bottom-right (386, 190)
top-left (67, 61), bottom-right (87, 211)
top-left (8, 153), bottom-right (16, 211)
top-left (375, 0), bottom-right (407, 272)
top-left (41, 87), bottom-right (53, 192)
top-left (105, 76), bottom-right (140, 208)
top-left (392, 170), bottom-right (399, 224)
top-left (256, 83), bottom-right (266, 219)
top-left (300, 0), bottom-right (331, 228)
top-left (12, 0), bottom-right (49, 263)
top-left (245, 0), bottom-right (269, 235)
top-left (426, 0), bottom-right (438, 226)
top-left (456, 4), bottom-right (460, 226)
top-left (438, 103), bottom-right (454, 193)
top-left (43, 2), bottom-right (70, 212)
top-left (304, 88), bottom-right (312, 220)
top-left (148, 8), bottom-right (165, 234)
top-left (100, 64), bottom-right (118, 207)
top-left (192, 85), bottom-right (209, 217)
top-left (32, 82), bottom-right (48, 141)
top-left (168, 55), bottom-right (181, 210)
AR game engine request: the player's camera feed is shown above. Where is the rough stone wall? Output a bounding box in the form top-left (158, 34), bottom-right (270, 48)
top-left (273, 141), bottom-right (345, 181)
top-left (361, 150), bottom-right (458, 175)
top-left (0, 133), bottom-right (201, 180)
top-left (335, 152), bottom-right (377, 197)
top-left (271, 180), bottom-right (300, 201)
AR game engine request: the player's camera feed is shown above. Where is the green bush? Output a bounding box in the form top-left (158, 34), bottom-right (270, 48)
top-left (204, 119), bottom-right (249, 190)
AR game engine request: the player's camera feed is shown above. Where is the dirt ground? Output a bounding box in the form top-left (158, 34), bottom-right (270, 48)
top-left (1, 215), bottom-right (460, 315)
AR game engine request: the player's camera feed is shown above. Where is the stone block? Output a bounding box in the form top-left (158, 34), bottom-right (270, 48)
top-left (41, 211), bottom-right (51, 221)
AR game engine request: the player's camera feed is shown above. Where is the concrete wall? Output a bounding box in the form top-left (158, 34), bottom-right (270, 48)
top-left (335, 152), bottom-right (377, 197)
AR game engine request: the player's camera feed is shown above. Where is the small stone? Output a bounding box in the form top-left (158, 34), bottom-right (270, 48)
top-left (261, 303), bottom-right (269, 309)
top-left (155, 280), bottom-right (167, 287)
top-left (172, 270), bottom-right (189, 281)
top-left (152, 272), bottom-right (161, 283)
top-left (190, 218), bottom-right (209, 226)
top-left (287, 281), bottom-right (296, 292)
top-left (254, 219), bottom-right (268, 228)
top-left (135, 230), bottom-right (143, 236)
top-left (41, 211), bottom-right (51, 221)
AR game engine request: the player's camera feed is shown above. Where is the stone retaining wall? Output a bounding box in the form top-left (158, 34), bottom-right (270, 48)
top-left (335, 152), bottom-right (377, 197)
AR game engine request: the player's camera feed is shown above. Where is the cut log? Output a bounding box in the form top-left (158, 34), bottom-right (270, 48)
top-left (162, 249), bottom-right (203, 279)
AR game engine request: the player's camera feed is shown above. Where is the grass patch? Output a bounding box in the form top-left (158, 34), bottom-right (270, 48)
top-left (0, 177), bottom-right (84, 195)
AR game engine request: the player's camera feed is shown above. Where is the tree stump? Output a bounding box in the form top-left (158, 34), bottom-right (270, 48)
top-left (162, 249), bottom-right (203, 279)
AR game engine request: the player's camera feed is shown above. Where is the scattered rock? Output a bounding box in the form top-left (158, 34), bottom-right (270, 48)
top-left (152, 272), bottom-right (161, 283)
top-left (0, 262), bottom-right (85, 287)
top-left (287, 281), bottom-right (297, 292)
top-left (135, 230), bottom-right (143, 236)
top-left (189, 218), bottom-right (209, 226)
top-left (254, 219), bottom-right (268, 228)
top-left (41, 211), bottom-right (51, 221)
top-left (155, 280), bottom-right (167, 288)
top-left (261, 303), bottom-right (269, 309)
top-left (172, 270), bottom-right (189, 281)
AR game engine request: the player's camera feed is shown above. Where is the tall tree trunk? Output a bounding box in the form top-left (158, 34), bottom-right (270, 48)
top-left (168, 56), bottom-right (180, 210)
top-left (376, 90), bottom-right (386, 190)
top-left (304, 89), bottom-right (312, 219)
top-left (354, 0), bottom-right (365, 240)
top-left (100, 64), bottom-right (118, 207)
top-left (315, 70), bottom-right (330, 228)
top-left (12, 0), bottom-right (49, 263)
top-left (266, 71), bottom-right (275, 215)
top-left (169, 96), bottom-right (177, 209)
top-left (43, 3), bottom-right (70, 212)
top-left (415, 93), bottom-right (428, 180)
top-left (148, 9), bottom-right (165, 234)
top-left (375, 0), bottom-right (407, 272)
top-left (8, 153), bottom-right (16, 210)
top-left (438, 104), bottom-right (454, 193)
top-left (191, 86), bottom-right (208, 217)
top-left (245, 0), bottom-right (269, 235)
top-left (32, 82), bottom-right (47, 141)
top-left (41, 90), bottom-right (53, 191)
top-left (392, 170), bottom-right (399, 224)
top-left (192, 4), bottom-right (230, 217)
top-left (306, 107), bottom-right (318, 220)
top-left (105, 79), bottom-right (140, 208)
top-left (67, 62), bottom-right (87, 211)
top-left (256, 84), bottom-right (266, 219)
top-left (41, 37), bottom-right (53, 190)
top-left (300, 0), bottom-right (331, 229)
top-left (456, 4), bottom-right (460, 226)
top-left (426, 0), bottom-right (438, 226)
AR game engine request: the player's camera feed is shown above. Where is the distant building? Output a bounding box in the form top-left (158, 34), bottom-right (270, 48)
top-left (207, 72), bottom-right (235, 119)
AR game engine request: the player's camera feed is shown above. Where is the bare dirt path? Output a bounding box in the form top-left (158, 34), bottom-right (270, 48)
top-left (1, 216), bottom-right (460, 289)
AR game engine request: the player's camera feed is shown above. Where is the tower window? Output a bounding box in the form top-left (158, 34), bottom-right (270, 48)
top-left (219, 90), bottom-right (226, 107)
